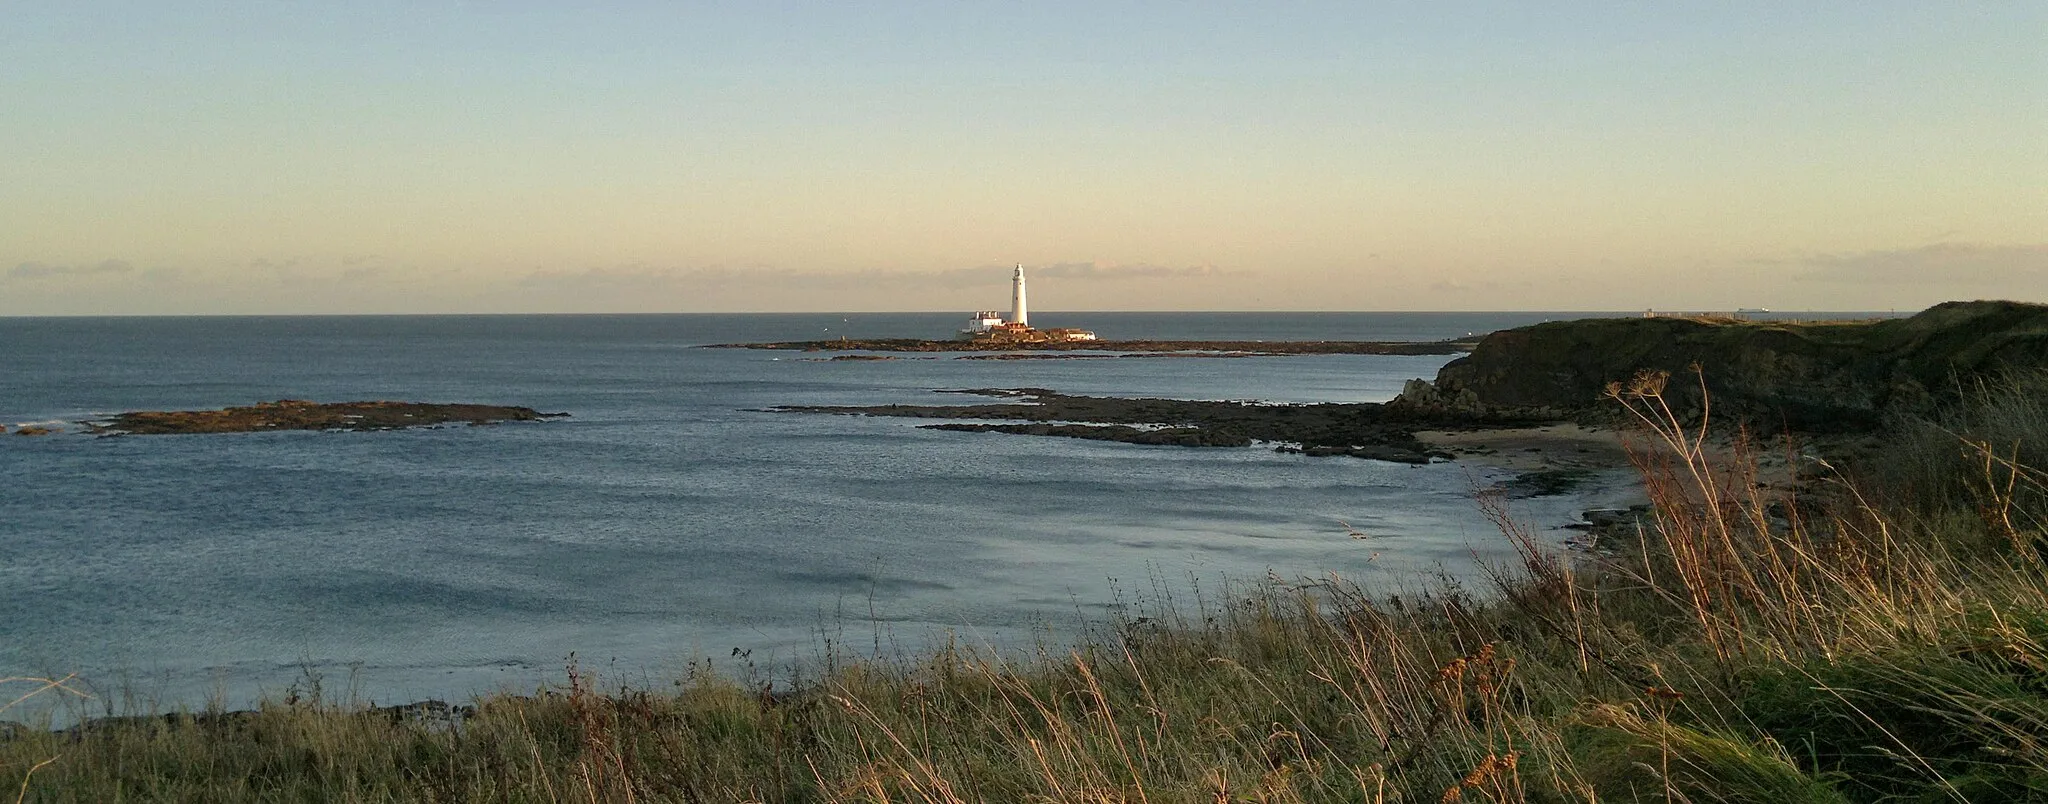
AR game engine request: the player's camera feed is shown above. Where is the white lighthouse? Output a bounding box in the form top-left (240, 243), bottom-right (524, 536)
top-left (1010, 263), bottom-right (1028, 328)
top-left (956, 263), bottom-right (1091, 341)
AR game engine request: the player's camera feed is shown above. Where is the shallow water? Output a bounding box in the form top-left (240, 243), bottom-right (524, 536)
top-left (3, 311), bottom-right (1618, 713)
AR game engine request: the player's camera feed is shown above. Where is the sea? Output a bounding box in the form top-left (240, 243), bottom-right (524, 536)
top-left (3, 311), bottom-right (1633, 718)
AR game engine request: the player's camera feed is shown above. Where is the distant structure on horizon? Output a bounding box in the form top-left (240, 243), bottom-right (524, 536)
top-left (958, 264), bottom-right (1096, 343)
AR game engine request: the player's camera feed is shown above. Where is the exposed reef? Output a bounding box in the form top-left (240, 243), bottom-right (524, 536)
top-left (925, 422), bottom-right (1252, 447)
top-left (711, 338), bottom-right (1478, 355)
top-left (775, 388), bottom-right (1546, 464)
top-left (1395, 301), bottom-right (2048, 431)
top-left (84, 400), bottom-right (568, 436)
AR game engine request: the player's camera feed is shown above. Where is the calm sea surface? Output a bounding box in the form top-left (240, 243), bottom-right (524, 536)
top-left (5, 312), bottom-right (1625, 714)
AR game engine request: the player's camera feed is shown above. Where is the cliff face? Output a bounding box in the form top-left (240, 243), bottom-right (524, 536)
top-left (1401, 301), bottom-right (2048, 431)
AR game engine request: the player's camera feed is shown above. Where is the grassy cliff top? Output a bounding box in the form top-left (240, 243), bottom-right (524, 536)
top-left (1427, 300), bottom-right (2048, 430)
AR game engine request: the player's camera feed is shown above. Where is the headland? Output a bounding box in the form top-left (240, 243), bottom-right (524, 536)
top-left (1396, 298), bottom-right (2048, 428)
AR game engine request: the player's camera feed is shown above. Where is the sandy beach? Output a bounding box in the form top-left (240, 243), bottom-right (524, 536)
top-left (1416, 422), bottom-right (1633, 473)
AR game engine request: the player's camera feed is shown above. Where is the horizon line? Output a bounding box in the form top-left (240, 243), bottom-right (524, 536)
top-left (0, 307), bottom-right (1928, 320)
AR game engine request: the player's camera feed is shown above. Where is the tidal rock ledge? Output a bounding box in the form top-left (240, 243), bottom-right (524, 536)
top-left (85, 400), bottom-right (568, 436)
top-left (776, 388), bottom-right (1545, 463)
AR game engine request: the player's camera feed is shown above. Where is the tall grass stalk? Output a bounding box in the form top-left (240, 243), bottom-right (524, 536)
top-left (1, 675), bottom-right (86, 803)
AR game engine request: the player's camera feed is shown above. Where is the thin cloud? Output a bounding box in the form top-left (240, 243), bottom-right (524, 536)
top-left (241, 256), bottom-right (438, 287)
top-left (518, 261), bottom-right (1235, 290)
top-left (518, 264), bottom-right (745, 290)
top-left (1036, 261), bottom-right (1226, 280)
top-left (8, 259), bottom-right (135, 279)
top-left (336, 254), bottom-right (437, 283)
top-left (834, 266), bottom-right (992, 289)
top-left (520, 267), bottom-right (655, 289)
top-left (5, 256), bottom-right (431, 288)
top-left (1426, 276), bottom-right (1541, 296)
top-left (1794, 242), bottom-right (2048, 285)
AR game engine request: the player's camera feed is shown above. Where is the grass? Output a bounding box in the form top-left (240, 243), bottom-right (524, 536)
top-left (6, 370), bottom-right (2048, 802)
top-left (1, 675), bottom-right (86, 803)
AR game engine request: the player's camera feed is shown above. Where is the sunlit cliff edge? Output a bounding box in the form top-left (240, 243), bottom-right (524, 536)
top-left (1399, 300), bottom-right (2048, 431)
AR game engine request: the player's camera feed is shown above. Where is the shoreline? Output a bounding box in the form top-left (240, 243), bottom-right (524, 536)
top-left (1423, 422), bottom-right (1651, 550)
top-left (777, 385), bottom-right (1652, 547)
top-left (1417, 422), bottom-right (1633, 474)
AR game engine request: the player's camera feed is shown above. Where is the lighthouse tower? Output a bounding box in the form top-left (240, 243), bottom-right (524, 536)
top-left (1010, 264), bottom-right (1028, 327)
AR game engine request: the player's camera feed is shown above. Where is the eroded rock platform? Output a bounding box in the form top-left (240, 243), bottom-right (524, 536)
top-left (85, 400), bottom-right (567, 436)
top-left (775, 388), bottom-right (1546, 464)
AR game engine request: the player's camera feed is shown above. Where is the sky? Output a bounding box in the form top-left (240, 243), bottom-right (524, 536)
top-left (2, 2), bottom-right (2043, 315)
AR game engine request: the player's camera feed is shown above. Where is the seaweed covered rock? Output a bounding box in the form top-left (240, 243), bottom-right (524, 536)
top-left (88, 400), bottom-right (568, 435)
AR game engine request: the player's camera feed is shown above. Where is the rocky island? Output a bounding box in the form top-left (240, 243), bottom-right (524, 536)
top-left (83, 400), bottom-right (567, 436)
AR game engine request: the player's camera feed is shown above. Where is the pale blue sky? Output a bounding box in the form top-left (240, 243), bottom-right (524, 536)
top-left (3, 3), bottom-right (2043, 314)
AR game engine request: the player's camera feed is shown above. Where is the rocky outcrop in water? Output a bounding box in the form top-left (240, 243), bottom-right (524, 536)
top-left (86, 400), bottom-right (568, 435)
top-left (1396, 301), bottom-right (2048, 432)
top-left (925, 422), bottom-right (1253, 447)
top-left (776, 388), bottom-right (1543, 462)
